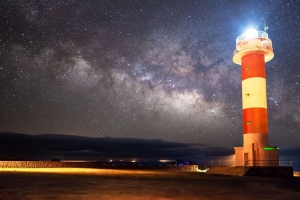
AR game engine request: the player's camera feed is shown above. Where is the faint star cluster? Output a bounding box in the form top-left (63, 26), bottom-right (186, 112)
top-left (0, 0), bottom-right (299, 148)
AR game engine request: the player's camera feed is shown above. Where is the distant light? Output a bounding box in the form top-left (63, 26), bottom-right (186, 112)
top-left (159, 159), bottom-right (174, 163)
top-left (131, 160), bottom-right (136, 163)
top-left (245, 28), bottom-right (258, 39)
top-left (197, 168), bottom-right (209, 173)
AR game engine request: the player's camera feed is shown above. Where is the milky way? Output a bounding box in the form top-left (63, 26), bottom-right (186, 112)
top-left (0, 0), bottom-right (299, 148)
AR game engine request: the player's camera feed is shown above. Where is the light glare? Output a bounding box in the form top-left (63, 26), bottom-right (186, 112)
top-left (245, 29), bottom-right (258, 39)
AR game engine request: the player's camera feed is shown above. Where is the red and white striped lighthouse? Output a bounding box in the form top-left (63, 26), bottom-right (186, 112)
top-left (233, 29), bottom-right (279, 166)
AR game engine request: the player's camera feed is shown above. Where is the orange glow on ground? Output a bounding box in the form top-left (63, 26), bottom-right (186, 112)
top-left (0, 168), bottom-right (161, 175)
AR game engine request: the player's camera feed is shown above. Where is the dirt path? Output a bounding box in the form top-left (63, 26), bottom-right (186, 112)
top-left (0, 169), bottom-right (299, 200)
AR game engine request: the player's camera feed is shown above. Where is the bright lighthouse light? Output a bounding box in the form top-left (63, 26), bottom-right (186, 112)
top-left (245, 28), bottom-right (258, 39)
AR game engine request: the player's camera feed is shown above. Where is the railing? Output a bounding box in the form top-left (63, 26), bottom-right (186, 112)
top-left (243, 160), bottom-right (292, 167)
top-left (210, 160), bottom-right (235, 166)
top-left (204, 160), bottom-right (292, 167)
top-left (279, 160), bottom-right (293, 166)
top-left (242, 160), bottom-right (293, 175)
top-left (242, 160), bottom-right (250, 175)
top-left (201, 160), bottom-right (235, 169)
top-left (236, 31), bottom-right (268, 44)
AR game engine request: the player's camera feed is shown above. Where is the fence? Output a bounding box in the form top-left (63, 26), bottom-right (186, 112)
top-left (243, 160), bottom-right (292, 167)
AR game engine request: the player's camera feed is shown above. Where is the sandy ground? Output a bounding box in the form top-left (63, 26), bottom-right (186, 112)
top-left (0, 168), bottom-right (299, 200)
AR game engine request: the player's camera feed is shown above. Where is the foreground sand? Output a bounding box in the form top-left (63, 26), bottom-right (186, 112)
top-left (0, 168), bottom-right (299, 200)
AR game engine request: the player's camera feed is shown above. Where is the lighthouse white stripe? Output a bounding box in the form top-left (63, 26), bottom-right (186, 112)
top-left (242, 77), bottom-right (267, 109)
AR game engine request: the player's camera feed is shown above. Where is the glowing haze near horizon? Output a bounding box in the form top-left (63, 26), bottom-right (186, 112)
top-left (0, 0), bottom-right (299, 148)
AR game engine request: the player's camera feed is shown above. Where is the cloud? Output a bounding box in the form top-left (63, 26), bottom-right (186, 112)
top-left (0, 132), bottom-right (233, 161)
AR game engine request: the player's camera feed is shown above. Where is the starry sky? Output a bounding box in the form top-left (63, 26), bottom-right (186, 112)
top-left (0, 0), bottom-right (299, 155)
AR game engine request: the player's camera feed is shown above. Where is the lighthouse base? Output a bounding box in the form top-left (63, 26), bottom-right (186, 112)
top-left (234, 146), bottom-right (279, 167)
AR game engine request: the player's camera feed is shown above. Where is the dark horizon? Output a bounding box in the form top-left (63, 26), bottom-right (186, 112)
top-left (0, 132), bottom-right (234, 162)
top-left (0, 132), bottom-right (299, 170)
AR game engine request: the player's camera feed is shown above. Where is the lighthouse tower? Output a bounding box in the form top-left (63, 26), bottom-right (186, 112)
top-left (233, 29), bottom-right (279, 166)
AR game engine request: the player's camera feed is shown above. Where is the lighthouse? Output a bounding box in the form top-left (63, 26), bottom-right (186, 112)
top-left (233, 29), bottom-right (279, 166)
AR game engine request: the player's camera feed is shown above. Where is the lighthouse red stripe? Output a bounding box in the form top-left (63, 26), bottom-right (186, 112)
top-left (241, 53), bottom-right (266, 80)
top-left (243, 108), bottom-right (268, 134)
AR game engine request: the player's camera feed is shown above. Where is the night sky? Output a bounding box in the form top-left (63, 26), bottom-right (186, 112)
top-left (0, 0), bottom-right (299, 160)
